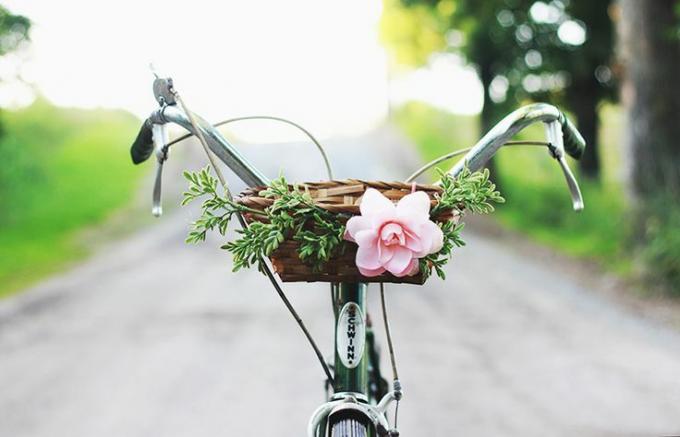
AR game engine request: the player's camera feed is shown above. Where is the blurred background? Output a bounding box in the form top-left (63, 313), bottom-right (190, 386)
top-left (1, 1), bottom-right (680, 436)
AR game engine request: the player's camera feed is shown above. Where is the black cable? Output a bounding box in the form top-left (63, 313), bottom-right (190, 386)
top-left (380, 283), bottom-right (399, 381)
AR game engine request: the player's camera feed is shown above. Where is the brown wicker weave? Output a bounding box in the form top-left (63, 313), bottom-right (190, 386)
top-left (235, 180), bottom-right (458, 284)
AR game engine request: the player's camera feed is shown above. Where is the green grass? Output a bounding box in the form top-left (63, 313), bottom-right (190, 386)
top-left (0, 100), bottom-right (143, 297)
top-left (393, 101), bottom-right (630, 272)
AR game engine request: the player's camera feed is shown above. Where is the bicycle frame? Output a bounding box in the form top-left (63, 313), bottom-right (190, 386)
top-left (333, 283), bottom-right (369, 397)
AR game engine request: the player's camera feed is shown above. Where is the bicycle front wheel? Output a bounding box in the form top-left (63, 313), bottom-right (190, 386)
top-left (330, 418), bottom-right (369, 437)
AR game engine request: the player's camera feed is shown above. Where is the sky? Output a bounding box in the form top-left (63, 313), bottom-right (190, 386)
top-left (1, 0), bottom-right (483, 140)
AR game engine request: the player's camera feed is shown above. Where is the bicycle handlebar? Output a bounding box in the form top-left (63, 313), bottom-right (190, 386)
top-left (130, 77), bottom-right (587, 214)
top-left (446, 103), bottom-right (583, 177)
top-left (443, 103), bottom-right (586, 211)
top-left (130, 97), bottom-right (269, 216)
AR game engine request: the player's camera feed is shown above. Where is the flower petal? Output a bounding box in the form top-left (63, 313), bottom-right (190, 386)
top-left (360, 188), bottom-right (395, 216)
top-left (380, 223), bottom-right (405, 246)
top-left (393, 258), bottom-right (420, 277)
top-left (404, 234), bottom-right (424, 255)
top-left (355, 229), bottom-right (377, 247)
top-left (370, 208), bottom-right (396, 228)
top-left (424, 221), bottom-right (444, 253)
top-left (356, 244), bottom-right (381, 270)
top-left (344, 216), bottom-right (371, 242)
top-left (396, 191), bottom-right (431, 220)
top-left (378, 243), bottom-right (394, 264)
top-left (406, 258), bottom-right (420, 276)
top-left (384, 246), bottom-right (413, 276)
top-left (358, 266), bottom-right (386, 277)
top-left (414, 221), bottom-right (444, 255)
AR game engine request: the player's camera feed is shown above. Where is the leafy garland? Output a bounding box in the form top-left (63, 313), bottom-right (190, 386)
top-left (182, 166), bottom-right (503, 280)
top-left (420, 167), bottom-right (504, 280)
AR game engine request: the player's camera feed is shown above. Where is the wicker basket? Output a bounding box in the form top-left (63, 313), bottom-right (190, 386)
top-left (235, 180), bottom-right (457, 284)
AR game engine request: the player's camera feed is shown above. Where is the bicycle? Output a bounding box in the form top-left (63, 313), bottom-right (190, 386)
top-left (130, 75), bottom-right (586, 436)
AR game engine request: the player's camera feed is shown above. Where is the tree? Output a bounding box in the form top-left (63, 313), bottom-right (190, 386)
top-left (618, 0), bottom-right (680, 201)
top-left (559, 1), bottom-right (615, 178)
top-left (618, 0), bottom-right (680, 290)
top-left (0, 4), bottom-right (30, 131)
top-left (0, 5), bottom-right (29, 55)
top-left (0, 4), bottom-right (31, 135)
top-left (0, 4), bottom-right (29, 206)
top-left (381, 0), bottom-right (616, 179)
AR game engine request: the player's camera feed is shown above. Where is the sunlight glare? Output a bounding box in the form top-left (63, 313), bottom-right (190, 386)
top-left (2, 0), bottom-right (483, 141)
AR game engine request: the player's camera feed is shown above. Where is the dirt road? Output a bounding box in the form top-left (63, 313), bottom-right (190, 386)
top-left (1, 129), bottom-right (679, 436)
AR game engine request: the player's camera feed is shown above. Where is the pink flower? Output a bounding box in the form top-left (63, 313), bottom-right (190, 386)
top-left (344, 188), bottom-right (444, 277)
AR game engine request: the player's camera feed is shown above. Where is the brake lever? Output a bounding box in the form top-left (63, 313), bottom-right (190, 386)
top-left (151, 124), bottom-right (169, 217)
top-left (545, 121), bottom-right (584, 211)
top-left (556, 155), bottom-right (584, 211)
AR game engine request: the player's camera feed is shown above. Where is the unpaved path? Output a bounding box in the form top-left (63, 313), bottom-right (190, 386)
top-left (1, 128), bottom-right (679, 437)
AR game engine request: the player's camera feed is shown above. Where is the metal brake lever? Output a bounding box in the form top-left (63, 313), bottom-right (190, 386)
top-left (556, 155), bottom-right (584, 211)
top-left (151, 124), bottom-right (169, 217)
top-left (150, 64), bottom-right (177, 107)
top-left (545, 121), bottom-right (584, 211)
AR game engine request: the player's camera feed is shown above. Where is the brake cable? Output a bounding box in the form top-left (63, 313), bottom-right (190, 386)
top-left (160, 106), bottom-right (341, 374)
top-left (169, 85), bottom-right (335, 386)
top-left (379, 282), bottom-right (402, 431)
top-left (405, 141), bottom-right (550, 183)
top-left (165, 115), bottom-right (334, 180)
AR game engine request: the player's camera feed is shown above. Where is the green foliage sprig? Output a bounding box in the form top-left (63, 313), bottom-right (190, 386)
top-left (226, 176), bottom-right (347, 272)
top-left (431, 167), bottom-right (505, 216)
top-left (183, 165), bottom-right (503, 281)
top-left (181, 167), bottom-right (250, 244)
top-left (183, 167), bottom-right (346, 273)
top-left (421, 168), bottom-right (504, 280)
top-left (419, 220), bottom-right (466, 281)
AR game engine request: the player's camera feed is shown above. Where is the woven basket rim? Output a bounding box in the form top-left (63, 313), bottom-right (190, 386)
top-left (238, 178), bottom-right (442, 193)
top-left (236, 179), bottom-right (449, 217)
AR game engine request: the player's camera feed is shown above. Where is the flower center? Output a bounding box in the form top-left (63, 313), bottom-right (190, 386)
top-left (380, 222), bottom-right (405, 247)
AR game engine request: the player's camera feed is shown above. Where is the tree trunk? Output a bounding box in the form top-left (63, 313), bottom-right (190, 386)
top-left (619, 0), bottom-right (680, 291)
top-left (479, 63), bottom-right (500, 185)
top-left (569, 79), bottom-right (601, 180)
top-left (618, 0), bottom-right (680, 202)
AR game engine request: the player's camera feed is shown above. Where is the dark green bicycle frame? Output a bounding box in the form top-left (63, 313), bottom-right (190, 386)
top-left (333, 282), bottom-right (369, 396)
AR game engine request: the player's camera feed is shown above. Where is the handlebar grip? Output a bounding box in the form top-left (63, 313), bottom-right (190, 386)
top-left (559, 113), bottom-right (586, 160)
top-left (130, 119), bottom-right (154, 164)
